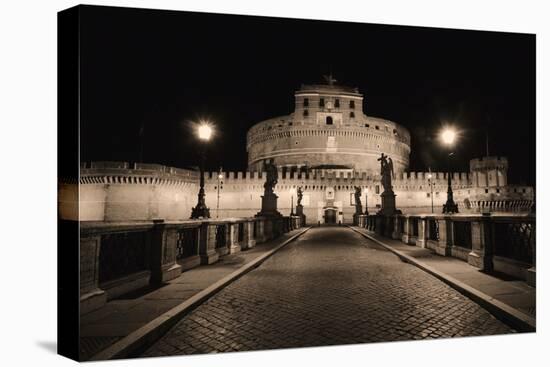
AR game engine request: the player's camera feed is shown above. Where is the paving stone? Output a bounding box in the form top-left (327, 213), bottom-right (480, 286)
top-left (142, 227), bottom-right (514, 357)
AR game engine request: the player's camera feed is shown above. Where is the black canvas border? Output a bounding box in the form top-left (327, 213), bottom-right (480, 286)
top-left (57, 5), bottom-right (80, 361)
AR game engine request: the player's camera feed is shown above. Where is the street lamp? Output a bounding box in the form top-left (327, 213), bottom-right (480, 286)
top-left (364, 187), bottom-right (369, 215)
top-left (190, 121), bottom-right (213, 219)
top-left (427, 172), bottom-right (434, 213)
top-left (440, 127), bottom-right (459, 214)
top-left (216, 168), bottom-right (223, 218)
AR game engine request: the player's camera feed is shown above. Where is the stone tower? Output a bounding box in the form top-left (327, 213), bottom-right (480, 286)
top-left (470, 156), bottom-right (508, 188)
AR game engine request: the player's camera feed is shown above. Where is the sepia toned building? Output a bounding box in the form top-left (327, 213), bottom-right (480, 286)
top-left (60, 81), bottom-right (534, 224)
top-left (247, 81), bottom-right (410, 174)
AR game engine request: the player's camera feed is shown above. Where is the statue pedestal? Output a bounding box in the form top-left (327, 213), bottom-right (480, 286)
top-left (442, 200), bottom-right (459, 214)
top-left (378, 190), bottom-right (401, 216)
top-left (256, 191), bottom-right (282, 217)
top-left (353, 208), bottom-right (363, 226)
top-left (295, 204), bottom-right (306, 225)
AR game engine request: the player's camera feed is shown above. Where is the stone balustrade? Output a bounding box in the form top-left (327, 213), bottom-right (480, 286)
top-left (78, 215), bottom-right (303, 314)
top-left (358, 213), bottom-right (535, 287)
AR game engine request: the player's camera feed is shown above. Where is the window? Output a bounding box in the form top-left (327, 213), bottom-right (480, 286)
top-left (335, 99), bottom-right (340, 108)
top-left (350, 112), bottom-right (355, 118)
top-left (375, 185), bottom-right (380, 194)
top-left (303, 109), bottom-right (308, 117)
top-left (364, 123), bottom-right (369, 128)
top-left (303, 98), bottom-right (309, 107)
top-left (375, 125), bottom-right (379, 130)
top-left (485, 189), bottom-right (489, 194)
top-left (349, 100), bottom-right (355, 109)
top-left (496, 189), bottom-right (500, 193)
top-left (427, 193), bottom-right (431, 198)
top-left (319, 98), bottom-right (325, 107)
top-left (393, 129), bottom-right (397, 135)
top-left (326, 116), bottom-right (333, 125)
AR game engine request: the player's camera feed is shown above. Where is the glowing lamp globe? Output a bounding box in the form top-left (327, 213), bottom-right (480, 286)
top-left (441, 129), bottom-right (456, 145)
top-left (198, 124), bottom-right (213, 141)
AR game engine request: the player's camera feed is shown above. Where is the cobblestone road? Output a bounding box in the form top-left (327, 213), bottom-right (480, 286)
top-left (142, 226), bottom-right (513, 357)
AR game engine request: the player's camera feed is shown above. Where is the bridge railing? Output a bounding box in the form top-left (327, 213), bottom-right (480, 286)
top-left (79, 215), bottom-right (303, 314)
top-left (358, 213), bottom-right (535, 287)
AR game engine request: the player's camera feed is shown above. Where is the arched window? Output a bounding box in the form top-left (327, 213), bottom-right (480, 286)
top-left (326, 116), bottom-right (333, 125)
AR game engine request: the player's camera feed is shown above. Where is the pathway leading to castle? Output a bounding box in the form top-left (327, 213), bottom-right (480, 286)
top-left (142, 226), bottom-right (513, 357)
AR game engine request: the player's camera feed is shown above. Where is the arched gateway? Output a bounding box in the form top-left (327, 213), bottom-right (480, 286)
top-left (323, 207), bottom-right (338, 224)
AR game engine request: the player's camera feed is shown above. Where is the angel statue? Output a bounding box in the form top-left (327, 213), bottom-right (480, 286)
top-left (378, 153), bottom-right (395, 193)
top-left (263, 159), bottom-right (278, 192)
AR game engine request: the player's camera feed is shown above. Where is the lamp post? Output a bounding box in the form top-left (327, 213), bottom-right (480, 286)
top-left (190, 122), bottom-right (213, 219)
top-left (441, 128), bottom-right (459, 214)
top-left (427, 172), bottom-right (434, 213)
top-left (216, 168), bottom-right (223, 218)
top-left (364, 187), bottom-right (369, 215)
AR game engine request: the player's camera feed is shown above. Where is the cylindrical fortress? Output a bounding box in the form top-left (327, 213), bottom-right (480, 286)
top-left (246, 82), bottom-right (411, 174)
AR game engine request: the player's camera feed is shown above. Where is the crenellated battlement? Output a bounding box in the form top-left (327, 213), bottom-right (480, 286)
top-left (470, 156), bottom-right (509, 172)
top-left (204, 169), bottom-right (471, 189)
top-left (63, 160), bottom-right (532, 223)
top-left (74, 161), bottom-right (198, 186)
top-left (72, 162), bottom-right (474, 188)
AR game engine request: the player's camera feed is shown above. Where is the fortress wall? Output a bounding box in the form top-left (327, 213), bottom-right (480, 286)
top-left (470, 156), bottom-right (509, 187)
top-left (79, 183), bottom-right (108, 220)
top-left (204, 170), bottom-right (477, 224)
top-left (102, 183), bottom-right (197, 221)
top-left (61, 164), bottom-right (199, 221)
top-left (61, 163), bottom-right (533, 223)
top-left (247, 127), bottom-right (410, 173)
top-left (63, 181), bottom-right (198, 221)
top-left (246, 89), bottom-right (412, 172)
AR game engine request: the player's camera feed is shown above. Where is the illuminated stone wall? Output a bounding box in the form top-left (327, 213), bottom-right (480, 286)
top-left (246, 83), bottom-right (411, 173)
top-left (59, 157), bottom-right (533, 223)
top-left (59, 162), bottom-right (198, 221)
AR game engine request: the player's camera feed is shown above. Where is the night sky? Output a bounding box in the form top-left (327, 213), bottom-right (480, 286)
top-left (79, 5), bottom-right (535, 185)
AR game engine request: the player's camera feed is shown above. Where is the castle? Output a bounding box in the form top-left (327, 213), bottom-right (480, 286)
top-left (247, 80), bottom-right (410, 174)
top-left (59, 80), bottom-right (534, 224)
